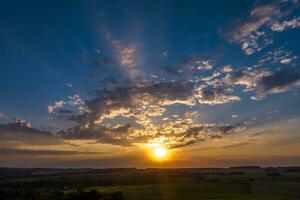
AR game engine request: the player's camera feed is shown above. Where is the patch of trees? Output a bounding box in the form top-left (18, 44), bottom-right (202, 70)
top-left (0, 189), bottom-right (124, 200)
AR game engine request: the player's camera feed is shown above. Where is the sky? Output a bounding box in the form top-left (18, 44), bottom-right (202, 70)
top-left (0, 0), bottom-right (300, 168)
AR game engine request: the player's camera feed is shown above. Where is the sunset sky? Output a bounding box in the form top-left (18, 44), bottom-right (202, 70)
top-left (0, 0), bottom-right (300, 168)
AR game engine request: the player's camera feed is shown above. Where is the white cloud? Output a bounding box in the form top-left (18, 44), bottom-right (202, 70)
top-left (257, 48), bottom-right (297, 66)
top-left (241, 31), bottom-right (273, 55)
top-left (48, 100), bottom-right (64, 113)
top-left (185, 59), bottom-right (213, 71)
top-left (222, 65), bottom-right (233, 73)
top-left (280, 58), bottom-right (292, 64)
top-left (48, 95), bottom-right (88, 114)
top-left (271, 16), bottom-right (300, 32)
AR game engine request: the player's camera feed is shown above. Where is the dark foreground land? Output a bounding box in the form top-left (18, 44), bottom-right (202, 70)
top-left (0, 166), bottom-right (300, 200)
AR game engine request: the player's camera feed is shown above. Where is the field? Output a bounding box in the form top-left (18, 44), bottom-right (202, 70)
top-left (89, 182), bottom-right (300, 200)
top-left (0, 167), bottom-right (300, 199)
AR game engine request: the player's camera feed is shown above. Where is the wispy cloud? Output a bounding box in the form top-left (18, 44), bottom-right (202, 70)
top-left (271, 16), bottom-right (300, 32)
top-left (48, 95), bottom-right (88, 115)
top-left (220, 1), bottom-right (298, 55)
top-left (109, 36), bottom-right (142, 79)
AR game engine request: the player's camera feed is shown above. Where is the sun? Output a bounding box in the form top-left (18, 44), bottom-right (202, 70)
top-left (154, 147), bottom-right (167, 158)
top-left (147, 143), bottom-right (170, 161)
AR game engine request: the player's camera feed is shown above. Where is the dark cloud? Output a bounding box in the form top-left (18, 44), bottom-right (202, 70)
top-left (255, 66), bottom-right (300, 98)
top-left (249, 130), bottom-right (272, 138)
top-left (71, 81), bottom-right (196, 127)
top-left (225, 67), bottom-right (269, 89)
top-left (48, 71), bottom-right (250, 148)
top-left (222, 142), bottom-right (250, 149)
top-left (63, 113), bottom-right (246, 149)
top-left (47, 59), bottom-right (299, 149)
top-left (198, 86), bottom-right (240, 105)
top-left (62, 123), bottom-right (137, 146)
top-left (0, 118), bottom-right (49, 136)
top-left (223, 66), bottom-right (300, 99)
top-left (0, 119), bottom-right (63, 147)
top-left (0, 148), bottom-right (108, 156)
top-left (168, 123), bottom-right (245, 149)
top-left (58, 109), bottom-right (74, 114)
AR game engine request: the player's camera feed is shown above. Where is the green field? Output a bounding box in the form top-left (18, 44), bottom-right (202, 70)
top-left (88, 182), bottom-right (299, 200)
top-left (1, 168), bottom-right (300, 200)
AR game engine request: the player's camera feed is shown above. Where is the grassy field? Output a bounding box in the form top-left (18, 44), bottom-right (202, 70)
top-left (1, 168), bottom-right (300, 200)
top-left (88, 182), bottom-right (299, 200)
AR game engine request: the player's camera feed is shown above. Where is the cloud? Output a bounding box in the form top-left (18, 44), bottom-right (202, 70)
top-left (225, 67), bottom-right (270, 89)
top-left (280, 58), bottom-right (293, 64)
top-left (0, 148), bottom-right (108, 156)
top-left (196, 86), bottom-right (241, 105)
top-left (222, 142), bottom-right (250, 149)
top-left (51, 76), bottom-right (249, 148)
top-left (62, 123), bottom-right (137, 146)
top-left (249, 130), bottom-right (272, 138)
top-left (271, 16), bottom-right (300, 32)
top-left (48, 100), bottom-right (64, 113)
top-left (42, 15), bottom-right (300, 151)
top-left (10, 117), bottom-right (32, 128)
top-left (222, 65), bottom-right (233, 73)
top-left (260, 48), bottom-right (296, 64)
top-left (200, 71), bottom-right (221, 82)
top-left (241, 31), bottom-right (273, 55)
top-left (220, 3), bottom-right (280, 43)
top-left (161, 122), bottom-right (245, 149)
top-left (70, 81), bottom-right (196, 126)
top-left (68, 77), bottom-right (246, 129)
top-left (48, 95), bottom-right (88, 115)
top-left (111, 39), bottom-right (142, 79)
top-left (224, 66), bottom-right (300, 99)
top-left (254, 66), bottom-right (300, 99)
top-left (183, 57), bottom-right (213, 71)
top-left (220, 1), bottom-right (298, 55)
top-left (63, 116), bottom-right (245, 149)
top-left (47, 56), bottom-right (300, 150)
top-left (0, 119), bottom-right (63, 147)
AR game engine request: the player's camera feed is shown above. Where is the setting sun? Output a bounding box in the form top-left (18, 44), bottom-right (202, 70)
top-left (154, 147), bottom-right (167, 158)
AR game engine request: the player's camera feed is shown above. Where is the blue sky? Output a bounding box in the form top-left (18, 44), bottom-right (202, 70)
top-left (0, 0), bottom-right (300, 167)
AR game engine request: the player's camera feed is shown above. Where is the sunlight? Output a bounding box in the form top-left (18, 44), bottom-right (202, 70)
top-left (148, 144), bottom-right (170, 161)
top-left (154, 146), bottom-right (167, 158)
